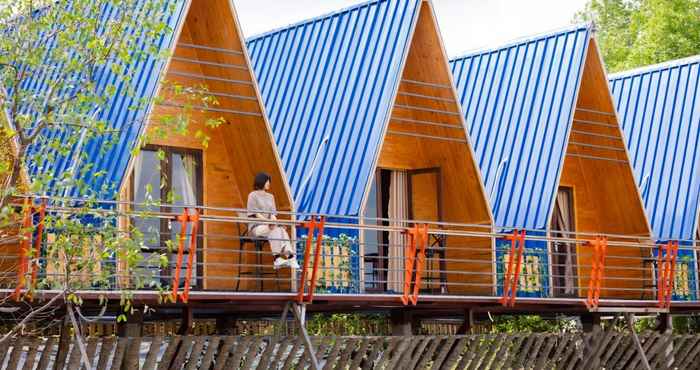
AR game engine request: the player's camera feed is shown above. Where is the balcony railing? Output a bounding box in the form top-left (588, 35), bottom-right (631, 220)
top-left (1, 196), bottom-right (697, 309)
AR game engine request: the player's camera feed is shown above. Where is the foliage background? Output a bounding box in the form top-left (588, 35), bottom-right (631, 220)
top-left (576, 0), bottom-right (700, 72)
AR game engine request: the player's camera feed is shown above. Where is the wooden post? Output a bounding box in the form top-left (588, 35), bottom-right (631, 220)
top-left (177, 306), bottom-right (194, 335)
top-left (456, 309), bottom-right (474, 334)
top-left (53, 317), bottom-right (70, 370)
top-left (117, 309), bottom-right (143, 337)
top-left (656, 313), bottom-right (672, 333)
top-left (390, 309), bottom-right (412, 336)
top-left (581, 313), bottom-right (601, 332)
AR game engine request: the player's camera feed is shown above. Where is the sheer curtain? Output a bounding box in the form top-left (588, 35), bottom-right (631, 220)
top-left (387, 171), bottom-right (408, 292)
top-left (172, 153), bottom-right (198, 287)
top-left (555, 190), bottom-right (575, 295)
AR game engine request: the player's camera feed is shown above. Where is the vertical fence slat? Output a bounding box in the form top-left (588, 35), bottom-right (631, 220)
top-left (430, 337), bottom-right (456, 369)
top-left (36, 336), bottom-right (56, 370)
top-left (66, 342), bottom-right (82, 370)
top-left (335, 338), bottom-right (358, 370)
top-left (392, 337), bottom-right (419, 369)
top-left (7, 337), bottom-right (25, 370)
top-left (212, 336), bottom-right (235, 370)
top-left (142, 337), bottom-right (163, 370)
top-left (257, 337), bottom-right (279, 370)
top-left (362, 338), bottom-right (385, 370)
top-left (321, 337), bottom-right (343, 370)
top-left (414, 336), bottom-right (441, 370)
top-left (169, 336), bottom-right (193, 370)
top-left (184, 336), bottom-right (205, 370)
top-left (109, 337), bottom-right (129, 370)
top-left (22, 337), bottom-right (39, 370)
top-left (198, 336), bottom-right (220, 370)
top-left (282, 337), bottom-right (304, 370)
top-left (348, 338), bottom-right (371, 370)
top-left (677, 337), bottom-right (700, 370)
top-left (96, 337), bottom-right (116, 370)
top-left (122, 337), bottom-right (141, 370)
top-left (156, 336), bottom-right (181, 370)
top-left (441, 337), bottom-right (469, 370)
top-left (241, 336), bottom-right (263, 370)
top-left (226, 337), bottom-right (253, 369)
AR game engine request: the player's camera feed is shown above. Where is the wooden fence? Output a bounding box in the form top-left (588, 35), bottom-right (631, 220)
top-left (1, 331), bottom-right (700, 369)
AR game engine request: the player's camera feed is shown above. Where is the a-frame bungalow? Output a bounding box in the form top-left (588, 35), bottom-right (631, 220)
top-left (450, 24), bottom-right (653, 299)
top-left (610, 55), bottom-right (700, 301)
top-left (3, 0), bottom-right (294, 292)
top-left (247, 0), bottom-right (494, 295)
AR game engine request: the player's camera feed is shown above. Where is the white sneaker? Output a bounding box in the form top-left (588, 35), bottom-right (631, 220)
top-left (288, 258), bottom-right (300, 269)
top-left (274, 257), bottom-right (289, 270)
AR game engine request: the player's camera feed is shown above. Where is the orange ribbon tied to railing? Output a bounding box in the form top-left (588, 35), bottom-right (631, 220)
top-left (401, 224), bottom-right (428, 306)
top-left (657, 241), bottom-right (678, 309)
top-left (499, 229), bottom-right (526, 307)
top-left (585, 236), bottom-right (608, 310)
top-left (297, 216), bottom-right (325, 304)
top-left (13, 198), bottom-right (47, 302)
top-left (171, 208), bottom-right (199, 303)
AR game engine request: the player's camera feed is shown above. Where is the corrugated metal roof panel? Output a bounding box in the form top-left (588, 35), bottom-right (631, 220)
top-left (15, 1), bottom-right (187, 198)
top-left (450, 24), bottom-right (591, 230)
top-left (247, 0), bottom-right (421, 215)
top-left (610, 55), bottom-right (700, 241)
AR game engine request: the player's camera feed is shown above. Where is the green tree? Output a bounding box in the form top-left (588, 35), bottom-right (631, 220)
top-left (576, 0), bottom-right (700, 72)
top-left (0, 1), bottom-right (218, 367)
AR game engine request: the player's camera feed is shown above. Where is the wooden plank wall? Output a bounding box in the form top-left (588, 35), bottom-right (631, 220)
top-left (143, 0), bottom-right (291, 291)
top-left (3, 331), bottom-right (700, 369)
top-left (560, 38), bottom-right (652, 299)
top-left (377, 2), bottom-right (492, 295)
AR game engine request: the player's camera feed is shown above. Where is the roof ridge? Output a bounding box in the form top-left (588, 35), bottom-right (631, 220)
top-left (609, 54), bottom-right (700, 80)
top-left (246, 0), bottom-right (386, 42)
top-left (449, 22), bottom-right (592, 62)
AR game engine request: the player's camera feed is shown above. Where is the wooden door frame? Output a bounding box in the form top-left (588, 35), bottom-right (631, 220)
top-left (132, 145), bottom-right (204, 288)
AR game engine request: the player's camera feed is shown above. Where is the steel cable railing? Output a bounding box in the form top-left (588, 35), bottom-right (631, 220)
top-left (0, 196), bottom-right (698, 307)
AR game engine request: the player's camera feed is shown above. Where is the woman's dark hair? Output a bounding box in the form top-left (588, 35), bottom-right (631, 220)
top-left (253, 172), bottom-right (271, 190)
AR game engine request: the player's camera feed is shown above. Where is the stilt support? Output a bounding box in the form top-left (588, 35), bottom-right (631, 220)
top-left (281, 301), bottom-right (320, 370)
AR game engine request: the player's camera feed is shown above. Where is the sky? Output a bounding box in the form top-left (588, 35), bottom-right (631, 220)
top-left (234, 0), bottom-right (590, 57)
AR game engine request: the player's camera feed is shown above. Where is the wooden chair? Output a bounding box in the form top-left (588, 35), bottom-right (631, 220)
top-left (234, 218), bottom-right (281, 292)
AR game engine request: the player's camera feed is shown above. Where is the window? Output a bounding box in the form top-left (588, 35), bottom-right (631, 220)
top-left (132, 146), bottom-right (203, 289)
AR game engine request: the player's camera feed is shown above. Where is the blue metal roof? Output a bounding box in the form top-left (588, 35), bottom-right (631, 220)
top-left (14, 1), bottom-right (187, 198)
top-left (246, 0), bottom-right (422, 215)
top-left (450, 24), bottom-right (591, 230)
top-left (610, 55), bottom-right (700, 241)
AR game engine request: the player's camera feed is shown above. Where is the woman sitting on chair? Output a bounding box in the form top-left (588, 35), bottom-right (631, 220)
top-left (247, 172), bottom-right (299, 269)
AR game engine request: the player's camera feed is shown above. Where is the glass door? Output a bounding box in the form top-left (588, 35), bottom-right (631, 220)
top-left (132, 146), bottom-right (202, 289)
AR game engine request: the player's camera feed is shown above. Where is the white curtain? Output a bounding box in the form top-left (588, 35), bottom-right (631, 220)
top-left (133, 153), bottom-right (144, 200)
top-left (387, 171), bottom-right (408, 292)
top-left (174, 153), bottom-right (198, 286)
top-left (555, 190), bottom-right (575, 295)
top-left (178, 154), bottom-right (197, 208)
